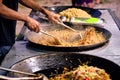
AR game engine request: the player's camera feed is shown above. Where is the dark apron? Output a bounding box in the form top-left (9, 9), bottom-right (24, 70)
top-left (0, 0), bottom-right (18, 64)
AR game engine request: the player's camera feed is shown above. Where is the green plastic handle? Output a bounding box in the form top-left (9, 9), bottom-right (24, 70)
top-left (74, 17), bottom-right (99, 23)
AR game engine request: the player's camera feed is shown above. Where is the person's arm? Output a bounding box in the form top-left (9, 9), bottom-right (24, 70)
top-left (0, 0), bottom-right (40, 32)
top-left (19, 0), bottom-right (61, 23)
top-left (0, 1), bottom-right (27, 21)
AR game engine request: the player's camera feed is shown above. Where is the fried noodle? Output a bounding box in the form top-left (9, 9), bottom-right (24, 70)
top-left (31, 27), bottom-right (105, 47)
top-left (59, 8), bottom-right (91, 18)
top-left (49, 65), bottom-right (111, 80)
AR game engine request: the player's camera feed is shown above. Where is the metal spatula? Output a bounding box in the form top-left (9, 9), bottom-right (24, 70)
top-left (0, 66), bottom-right (49, 80)
top-left (39, 16), bottom-right (82, 38)
top-left (0, 75), bottom-right (45, 80)
top-left (39, 30), bottom-right (61, 45)
top-left (39, 16), bottom-right (82, 41)
top-left (58, 22), bottom-right (82, 41)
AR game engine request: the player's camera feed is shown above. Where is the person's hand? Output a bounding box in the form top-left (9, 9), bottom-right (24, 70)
top-left (25, 17), bottom-right (40, 33)
top-left (46, 11), bottom-right (61, 24)
top-left (72, 0), bottom-right (101, 8)
top-left (95, 0), bottom-right (101, 4)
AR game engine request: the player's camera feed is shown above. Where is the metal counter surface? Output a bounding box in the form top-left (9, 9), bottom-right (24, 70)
top-left (0, 9), bottom-right (120, 75)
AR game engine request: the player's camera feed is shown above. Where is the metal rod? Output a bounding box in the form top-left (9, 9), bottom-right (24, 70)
top-left (0, 75), bottom-right (43, 80)
top-left (58, 22), bottom-right (82, 38)
top-left (0, 66), bottom-right (36, 76)
top-left (40, 30), bottom-right (56, 38)
top-left (39, 30), bottom-right (61, 45)
top-left (58, 22), bottom-right (76, 32)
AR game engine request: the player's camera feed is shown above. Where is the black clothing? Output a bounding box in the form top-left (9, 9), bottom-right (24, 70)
top-left (0, 0), bottom-right (18, 47)
top-left (72, 0), bottom-right (81, 6)
top-left (0, 46), bottom-right (11, 65)
top-left (72, 0), bottom-right (93, 6)
top-left (0, 0), bottom-right (19, 64)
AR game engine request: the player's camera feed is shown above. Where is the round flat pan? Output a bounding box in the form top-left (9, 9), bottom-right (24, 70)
top-left (26, 26), bottom-right (111, 52)
top-left (8, 53), bottom-right (120, 80)
top-left (44, 6), bottom-right (101, 18)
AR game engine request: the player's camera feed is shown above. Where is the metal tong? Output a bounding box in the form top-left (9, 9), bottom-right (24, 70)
top-left (58, 22), bottom-right (82, 39)
top-left (39, 16), bottom-right (82, 39)
top-left (0, 66), bottom-right (49, 80)
top-left (40, 30), bottom-right (57, 39)
top-left (39, 30), bottom-right (61, 45)
top-left (0, 75), bottom-right (43, 80)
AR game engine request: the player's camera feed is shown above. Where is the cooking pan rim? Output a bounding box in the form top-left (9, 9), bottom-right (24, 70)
top-left (9, 53), bottom-right (120, 70)
top-left (8, 53), bottom-right (120, 80)
top-left (26, 26), bottom-right (112, 52)
top-left (43, 5), bottom-right (102, 18)
top-left (28, 39), bottom-right (108, 48)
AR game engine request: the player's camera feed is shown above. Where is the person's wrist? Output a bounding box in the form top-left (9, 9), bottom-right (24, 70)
top-left (22, 14), bottom-right (30, 23)
top-left (40, 7), bottom-right (50, 17)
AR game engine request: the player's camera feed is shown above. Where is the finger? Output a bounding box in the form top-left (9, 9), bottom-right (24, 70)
top-left (55, 17), bottom-right (62, 24)
top-left (35, 25), bottom-right (40, 33)
top-left (53, 18), bottom-right (61, 24)
top-left (57, 17), bottom-right (62, 23)
top-left (33, 25), bottom-right (39, 32)
top-left (31, 25), bottom-right (36, 32)
top-left (29, 25), bottom-right (34, 31)
top-left (48, 18), bottom-right (54, 24)
top-left (87, 2), bottom-right (94, 8)
top-left (27, 23), bottom-right (33, 30)
top-left (83, 2), bottom-right (87, 7)
top-left (32, 22), bottom-right (40, 32)
top-left (81, 4), bottom-right (84, 7)
top-left (49, 17), bottom-right (58, 24)
top-left (36, 21), bottom-right (41, 32)
top-left (81, 2), bottom-right (87, 7)
top-left (96, 0), bottom-right (101, 4)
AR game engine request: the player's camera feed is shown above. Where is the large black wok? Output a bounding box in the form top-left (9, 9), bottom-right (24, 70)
top-left (43, 6), bottom-right (101, 18)
top-left (23, 6), bottom-right (106, 52)
top-left (8, 53), bottom-right (120, 80)
top-left (25, 24), bottom-right (111, 52)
